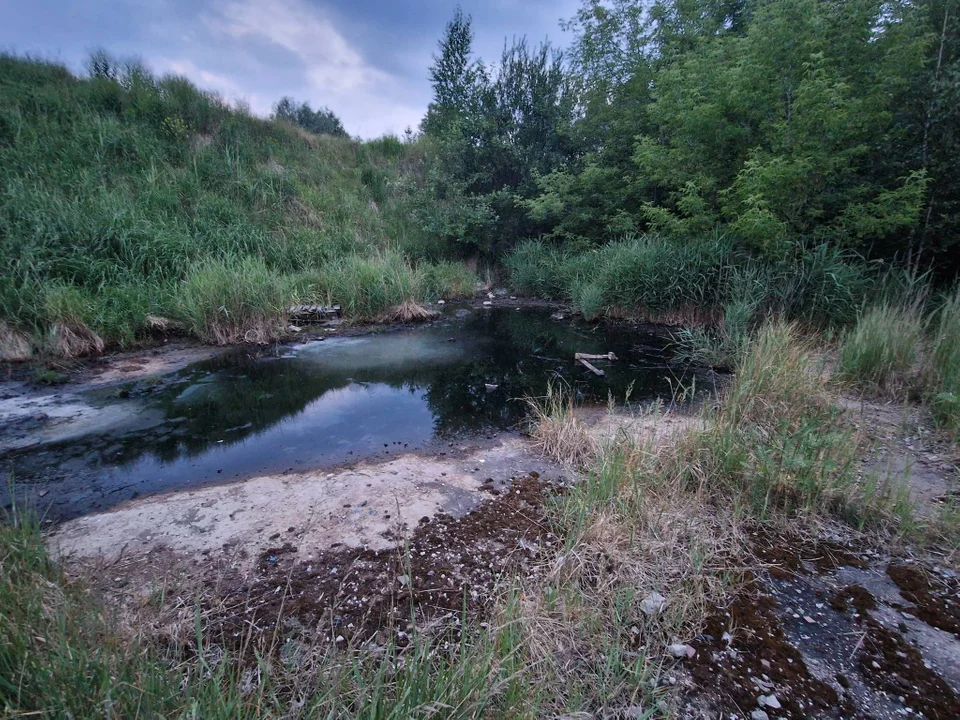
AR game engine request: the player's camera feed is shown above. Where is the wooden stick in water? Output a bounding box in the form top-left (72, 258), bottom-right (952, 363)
top-left (574, 352), bottom-right (618, 362)
top-left (576, 358), bottom-right (605, 376)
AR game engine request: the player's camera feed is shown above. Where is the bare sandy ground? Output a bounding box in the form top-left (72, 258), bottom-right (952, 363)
top-left (48, 437), bottom-right (560, 570)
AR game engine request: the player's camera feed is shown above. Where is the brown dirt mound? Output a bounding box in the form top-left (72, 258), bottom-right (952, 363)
top-left (828, 584), bottom-right (877, 614)
top-left (751, 525), bottom-right (868, 579)
top-left (689, 591), bottom-right (845, 718)
top-left (860, 616), bottom-right (960, 719)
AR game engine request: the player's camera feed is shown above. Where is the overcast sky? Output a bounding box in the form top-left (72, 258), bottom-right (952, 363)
top-left (1, 0), bottom-right (579, 138)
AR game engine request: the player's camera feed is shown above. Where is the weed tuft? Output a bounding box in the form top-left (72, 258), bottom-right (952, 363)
top-left (928, 290), bottom-right (960, 438)
top-left (48, 320), bottom-right (106, 358)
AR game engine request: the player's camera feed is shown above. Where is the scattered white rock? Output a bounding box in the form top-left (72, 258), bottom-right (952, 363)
top-left (437, 300), bottom-right (445, 305)
top-left (751, 711), bottom-right (770, 720)
top-left (482, 301), bottom-right (493, 306)
top-left (758, 694), bottom-right (781, 710)
top-left (667, 643), bottom-right (696, 659)
top-left (640, 592), bottom-right (666, 616)
top-left (804, 615), bottom-right (816, 624)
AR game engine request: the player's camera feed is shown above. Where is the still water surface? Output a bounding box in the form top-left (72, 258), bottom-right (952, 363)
top-left (3, 307), bottom-right (717, 521)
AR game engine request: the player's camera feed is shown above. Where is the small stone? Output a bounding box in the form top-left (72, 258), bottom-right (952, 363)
top-left (722, 631), bottom-right (733, 644)
top-left (758, 695), bottom-right (781, 710)
top-left (761, 659), bottom-right (771, 669)
top-left (804, 615), bottom-right (816, 624)
top-left (667, 643), bottom-right (696, 659)
top-left (640, 592), bottom-right (667, 616)
top-left (751, 711), bottom-right (770, 720)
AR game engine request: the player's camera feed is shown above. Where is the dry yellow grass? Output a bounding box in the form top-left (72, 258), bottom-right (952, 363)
top-left (0, 321), bottom-right (33, 361)
top-left (48, 320), bottom-right (104, 358)
top-left (378, 300), bottom-right (438, 324)
top-left (526, 384), bottom-right (599, 469)
top-left (145, 315), bottom-right (182, 333)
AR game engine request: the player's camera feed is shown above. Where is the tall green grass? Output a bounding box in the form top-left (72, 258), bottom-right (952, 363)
top-left (176, 257), bottom-right (295, 344)
top-left (0, 54), bottom-right (471, 355)
top-left (838, 302), bottom-right (926, 396)
top-left (929, 291), bottom-right (960, 438)
top-left (689, 322), bottom-right (906, 525)
top-left (505, 235), bottom-right (874, 329)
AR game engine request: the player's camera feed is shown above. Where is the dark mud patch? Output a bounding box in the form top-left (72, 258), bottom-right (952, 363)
top-left (887, 562), bottom-right (960, 636)
top-left (828, 584), bottom-right (877, 614)
top-left (751, 526), bottom-right (868, 579)
top-left (688, 591), bottom-right (845, 719)
top-left (859, 617), bottom-right (960, 719)
top-left (191, 473), bottom-right (555, 650)
top-left (681, 527), bottom-right (960, 719)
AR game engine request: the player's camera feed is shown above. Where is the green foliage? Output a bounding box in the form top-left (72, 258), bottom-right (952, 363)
top-left (420, 12), bottom-right (573, 256)
top-left (693, 322), bottom-right (879, 522)
top-left (507, 235), bottom-right (873, 331)
top-left (504, 0), bottom-right (958, 266)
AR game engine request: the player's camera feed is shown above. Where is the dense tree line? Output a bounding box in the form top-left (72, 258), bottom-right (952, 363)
top-left (418, 1), bottom-right (960, 275)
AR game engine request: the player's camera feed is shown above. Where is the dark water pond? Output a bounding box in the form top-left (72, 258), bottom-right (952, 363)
top-left (3, 307), bottom-right (717, 521)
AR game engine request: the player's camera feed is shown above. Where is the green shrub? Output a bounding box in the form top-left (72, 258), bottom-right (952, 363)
top-left (310, 251), bottom-right (419, 319)
top-left (506, 235), bottom-right (876, 332)
top-left (503, 239), bottom-right (570, 298)
top-left (694, 322), bottom-right (867, 519)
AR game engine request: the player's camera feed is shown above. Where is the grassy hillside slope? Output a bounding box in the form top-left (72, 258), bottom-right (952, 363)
top-left (0, 55), bottom-right (473, 358)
